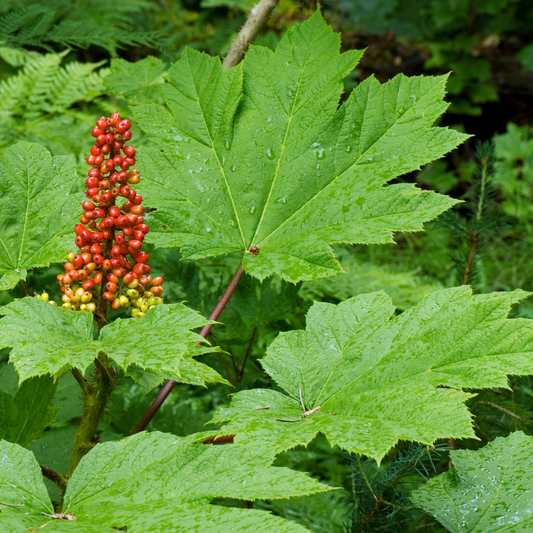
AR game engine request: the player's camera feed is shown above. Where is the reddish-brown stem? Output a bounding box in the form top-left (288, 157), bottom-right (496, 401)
top-left (18, 279), bottom-right (30, 297)
top-left (131, 263), bottom-right (245, 434)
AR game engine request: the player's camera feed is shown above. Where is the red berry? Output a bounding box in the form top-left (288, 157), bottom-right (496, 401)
top-left (113, 140), bottom-right (124, 151)
top-left (123, 130), bottom-right (132, 141)
top-left (110, 113), bottom-right (120, 124)
top-left (103, 260), bottom-right (112, 270)
top-left (94, 155), bottom-right (104, 166)
top-left (91, 232), bottom-right (103, 242)
top-left (97, 134), bottom-right (107, 146)
top-left (75, 236), bottom-right (85, 248)
top-left (82, 201), bottom-right (95, 211)
top-left (93, 254), bottom-right (104, 265)
top-left (93, 272), bottom-right (103, 285)
top-left (133, 230), bottom-right (145, 241)
top-left (136, 224), bottom-right (149, 234)
top-left (111, 245), bottom-right (121, 257)
top-left (74, 224), bottom-right (85, 235)
top-left (115, 233), bottom-right (125, 244)
top-left (152, 277), bottom-right (164, 287)
top-left (101, 192), bottom-right (112, 203)
top-left (150, 286), bottom-right (164, 296)
top-left (123, 226), bottom-right (133, 236)
top-left (96, 119), bottom-right (107, 130)
top-left (73, 255), bottom-right (84, 268)
top-left (106, 133), bottom-right (114, 144)
top-left (101, 143), bottom-right (110, 155)
top-left (110, 206), bottom-right (121, 218)
top-left (120, 185), bottom-right (130, 197)
top-left (123, 145), bottom-right (136, 157)
top-left (113, 155), bottom-right (123, 167)
top-left (130, 205), bottom-right (143, 215)
top-left (102, 229), bottom-right (111, 239)
top-left (123, 272), bottom-right (135, 284)
top-left (135, 251), bottom-right (149, 263)
top-left (133, 263), bottom-right (150, 275)
top-left (106, 282), bottom-right (118, 293)
top-left (129, 239), bottom-right (142, 250)
top-left (120, 119), bottom-right (131, 130)
top-left (90, 243), bottom-right (102, 254)
top-left (91, 146), bottom-right (101, 156)
top-left (103, 292), bottom-right (115, 301)
top-left (82, 280), bottom-right (94, 290)
top-left (91, 127), bottom-right (104, 138)
top-left (107, 272), bottom-right (119, 283)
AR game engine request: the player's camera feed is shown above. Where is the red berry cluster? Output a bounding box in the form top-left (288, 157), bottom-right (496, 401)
top-left (54, 113), bottom-right (164, 318)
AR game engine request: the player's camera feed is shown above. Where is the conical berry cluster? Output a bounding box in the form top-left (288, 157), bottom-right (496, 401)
top-left (41, 114), bottom-right (164, 318)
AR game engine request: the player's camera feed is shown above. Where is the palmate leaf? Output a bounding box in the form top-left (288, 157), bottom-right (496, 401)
top-left (0, 375), bottom-right (57, 446)
top-left (0, 433), bottom-right (328, 532)
top-left (133, 11), bottom-right (467, 283)
top-left (0, 298), bottom-right (224, 386)
top-left (412, 432), bottom-right (533, 532)
top-left (211, 287), bottom-right (533, 462)
top-left (0, 142), bottom-right (81, 290)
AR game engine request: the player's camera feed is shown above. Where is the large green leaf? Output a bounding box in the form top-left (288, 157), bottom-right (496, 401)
top-left (412, 432), bottom-right (533, 532)
top-left (211, 287), bottom-right (533, 462)
top-left (133, 11), bottom-right (466, 283)
top-left (0, 375), bottom-right (57, 446)
top-left (0, 298), bottom-right (224, 385)
top-left (1, 432), bottom-right (328, 532)
top-left (0, 142), bottom-right (81, 290)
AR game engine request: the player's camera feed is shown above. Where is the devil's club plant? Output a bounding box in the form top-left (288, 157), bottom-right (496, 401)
top-left (0, 11), bottom-right (531, 533)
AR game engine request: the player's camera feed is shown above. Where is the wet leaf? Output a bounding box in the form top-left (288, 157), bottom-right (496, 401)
top-left (1, 432), bottom-right (329, 532)
top-left (211, 287), bottom-right (533, 462)
top-left (412, 432), bottom-right (533, 532)
top-left (134, 11), bottom-right (466, 283)
top-left (0, 298), bottom-right (224, 386)
top-left (0, 142), bottom-right (81, 290)
top-left (0, 375), bottom-right (57, 446)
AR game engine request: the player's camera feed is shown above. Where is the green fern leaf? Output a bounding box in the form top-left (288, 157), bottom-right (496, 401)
top-left (1, 432), bottom-right (328, 532)
top-left (133, 11), bottom-right (467, 283)
top-left (0, 298), bottom-right (225, 385)
top-left (0, 142), bottom-right (81, 290)
top-left (210, 287), bottom-right (533, 462)
top-left (412, 431), bottom-right (533, 532)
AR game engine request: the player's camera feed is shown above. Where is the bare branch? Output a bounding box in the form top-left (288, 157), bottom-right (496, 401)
top-left (222, 0), bottom-right (279, 70)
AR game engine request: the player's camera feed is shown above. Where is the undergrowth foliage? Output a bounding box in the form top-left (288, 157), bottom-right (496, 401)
top-left (0, 10), bottom-right (532, 533)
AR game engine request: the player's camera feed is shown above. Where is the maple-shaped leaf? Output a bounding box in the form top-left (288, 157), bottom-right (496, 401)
top-left (133, 11), bottom-right (467, 283)
top-left (0, 298), bottom-right (224, 386)
top-left (0, 142), bottom-right (81, 291)
top-left (412, 432), bottom-right (533, 532)
top-left (0, 432), bottom-right (329, 532)
top-left (0, 375), bottom-right (57, 446)
top-left (210, 287), bottom-right (533, 462)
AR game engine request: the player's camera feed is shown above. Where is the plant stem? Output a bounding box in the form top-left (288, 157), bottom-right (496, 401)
top-left (71, 368), bottom-right (88, 394)
top-left (237, 327), bottom-right (257, 382)
top-left (40, 466), bottom-right (67, 491)
top-left (222, 0), bottom-right (279, 70)
top-left (131, 263), bottom-right (245, 434)
top-left (67, 353), bottom-right (115, 479)
top-left (18, 279), bottom-right (30, 297)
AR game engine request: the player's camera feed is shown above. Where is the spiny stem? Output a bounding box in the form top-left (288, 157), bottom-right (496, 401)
top-left (131, 263), bottom-right (245, 434)
top-left (66, 352), bottom-right (115, 498)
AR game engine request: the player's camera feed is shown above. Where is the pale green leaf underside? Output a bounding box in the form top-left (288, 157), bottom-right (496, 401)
top-left (0, 375), bottom-right (57, 446)
top-left (134, 11), bottom-right (466, 283)
top-left (0, 142), bottom-right (82, 290)
top-left (412, 432), bottom-right (533, 533)
top-left (0, 298), bottom-right (224, 385)
top-left (1, 432), bottom-right (328, 532)
top-left (211, 287), bottom-right (533, 461)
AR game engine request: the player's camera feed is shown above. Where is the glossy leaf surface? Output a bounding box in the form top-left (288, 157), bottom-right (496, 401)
top-left (0, 375), bottom-right (57, 446)
top-left (0, 142), bottom-right (81, 290)
top-left (412, 432), bottom-right (533, 532)
top-left (1, 432), bottom-right (328, 532)
top-left (0, 298), bottom-right (223, 385)
top-left (212, 287), bottom-right (533, 461)
top-left (134, 12), bottom-right (466, 283)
